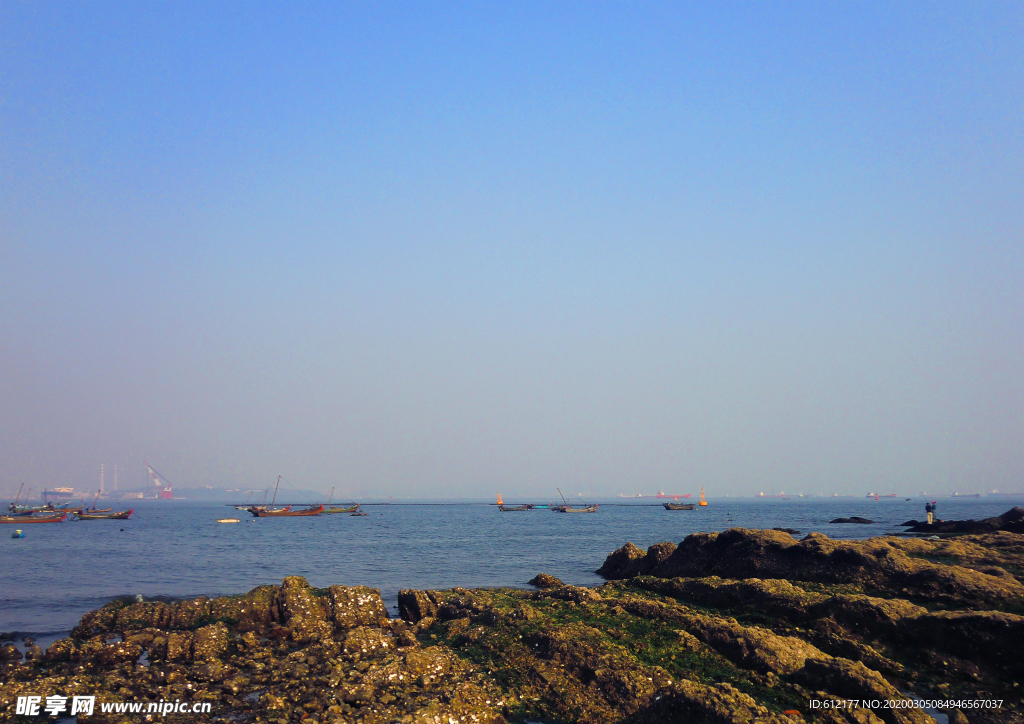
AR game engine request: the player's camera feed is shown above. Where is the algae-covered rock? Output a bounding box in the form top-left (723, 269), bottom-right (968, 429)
top-left (610, 527), bottom-right (1024, 608)
top-left (794, 657), bottom-right (932, 724)
top-left (398, 588), bottom-right (440, 622)
top-left (596, 541), bottom-right (647, 578)
top-left (528, 573), bottom-right (564, 589)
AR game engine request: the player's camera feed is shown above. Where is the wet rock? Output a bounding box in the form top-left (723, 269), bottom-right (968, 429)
top-left (327, 585), bottom-right (389, 629)
top-left (906, 507), bottom-right (1024, 535)
top-left (95, 641), bottom-right (142, 665)
top-left (774, 527), bottom-right (800, 534)
top-left (595, 541), bottom-right (646, 578)
top-left (795, 658), bottom-right (931, 724)
top-left (637, 679), bottom-right (798, 724)
top-left (535, 584), bottom-right (602, 604)
top-left (166, 631), bottom-right (195, 661)
top-left (604, 527), bottom-right (1024, 608)
top-left (193, 622), bottom-right (229, 661)
top-left (0, 643), bottom-right (22, 661)
top-left (23, 644), bottom-right (44, 661)
top-left (44, 638), bottom-right (76, 662)
top-left (528, 573), bottom-right (564, 589)
top-left (398, 589), bottom-right (440, 622)
top-left (830, 517), bottom-right (874, 524)
top-left (341, 626), bottom-right (393, 658)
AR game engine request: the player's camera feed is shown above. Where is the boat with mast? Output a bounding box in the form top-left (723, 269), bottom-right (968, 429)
top-left (75, 491), bottom-right (112, 515)
top-left (7, 485), bottom-right (73, 515)
top-left (323, 487), bottom-right (360, 514)
top-left (250, 476), bottom-right (323, 517)
top-left (247, 477), bottom-right (291, 516)
top-left (554, 488), bottom-right (598, 513)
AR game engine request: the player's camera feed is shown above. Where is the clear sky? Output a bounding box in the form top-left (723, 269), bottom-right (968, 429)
top-left (1, 2), bottom-right (1021, 499)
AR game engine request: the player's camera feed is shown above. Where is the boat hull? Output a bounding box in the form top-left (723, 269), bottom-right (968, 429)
top-left (0, 512), bottom-right (67, 524)
top-left (253, 505), bottom-right (324, 517)
top-left (325, 505), bottom-right (360, 514)
top-left (75, 509), bottom-right (133, 520)
top-left (663, 503), bottom-right (696, 510)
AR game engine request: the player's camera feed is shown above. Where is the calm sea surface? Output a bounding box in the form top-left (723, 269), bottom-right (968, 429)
top-left (3, 497), bottom-right (1021, 637)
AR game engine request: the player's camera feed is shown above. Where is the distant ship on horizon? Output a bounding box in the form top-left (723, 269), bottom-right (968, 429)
top-left (618, 491), bottom-right (691, 499)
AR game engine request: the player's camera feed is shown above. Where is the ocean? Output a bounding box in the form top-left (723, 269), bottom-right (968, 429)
top-left (3, 496), bottom-right (1020, 640)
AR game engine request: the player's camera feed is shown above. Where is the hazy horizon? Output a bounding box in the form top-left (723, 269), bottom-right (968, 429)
top-left (2, 3), bottom-right (1022, 499)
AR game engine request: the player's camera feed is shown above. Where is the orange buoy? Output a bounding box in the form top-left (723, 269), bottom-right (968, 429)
top-left (497, 493), bottom-right (503, 505)
top-left (698, 488), bottom-right (708, 506)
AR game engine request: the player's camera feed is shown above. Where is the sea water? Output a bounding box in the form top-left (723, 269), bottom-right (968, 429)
top-left (2, 497), bottom-right (1020, 638)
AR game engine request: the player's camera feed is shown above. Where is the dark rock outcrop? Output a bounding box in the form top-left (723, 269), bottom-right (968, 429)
top-left (830, 517), bottom-right (874, 524)
top-left (528, 573), bottom-right (564, 589)
top-left (599, 527), bottom-right (1024, 608)
top-left (905, 506), bottom-right (1024, 535)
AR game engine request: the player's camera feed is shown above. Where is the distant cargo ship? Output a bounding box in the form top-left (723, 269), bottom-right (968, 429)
top-left (619, 491), bottom-right (691, 499)
top-left (756, 492), bottom-right (789, 498)
top-left (866, 493), bottom-right (898, 498)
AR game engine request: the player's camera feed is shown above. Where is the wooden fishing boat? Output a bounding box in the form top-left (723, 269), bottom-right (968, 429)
top-left (0, 512), bottom-right (67, 524)
top-left (322, 488), bottom-right (359, 514)
top-left (76, 507), bottom-right (112, 514)
top-left (217, 518), bottom-right (241, 523)
top-left (663, 502), bottom-right (696, 510)
top-left (75, 509), bottom-right (133, 520)
top-left (253, 504), bottom-right (324, 517)
top-left (248, 505), bottom-right (290, 516)
top-left (248, 475), bottom-right (302, 516)
top-left (498, 504), bottom-right (531, 511)
top-left (552, 488), bottom-right (596, 513)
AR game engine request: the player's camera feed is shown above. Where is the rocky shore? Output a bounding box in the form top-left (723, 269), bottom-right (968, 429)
top-left (2, 516), bottom-right (1022, 723)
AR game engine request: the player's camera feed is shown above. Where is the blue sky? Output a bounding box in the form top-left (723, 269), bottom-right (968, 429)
top-left (1, 2), bottom-right (1021, 497)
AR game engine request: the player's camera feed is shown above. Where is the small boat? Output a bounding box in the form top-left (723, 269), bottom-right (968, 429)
top-left (76, 491), bottom-right (113, 516)
top-left (217, 518), bottom-right (241, 523)
top-left (350, 512), bottom-right (369, 516)
top-left (249, 505), bottom-right (291, 516)
top-left (0, 512), bottom-right (67, 524)
top-left (498, 504), bottom-right (532, 511)
top-left (553, 488), bottom-right (596, 513)
top-left (249, 475), bottom-right (307, 516)
top-left (322, 488), bottom-right (360, 514)
top-left (11, 530), bottom-right (25, 538)
top-left (75, 509), bottom-right (133, 520)
top-left (253, 504), bottom-right (324, 517)
top-left (663, 502), bottom-right (696, 510)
